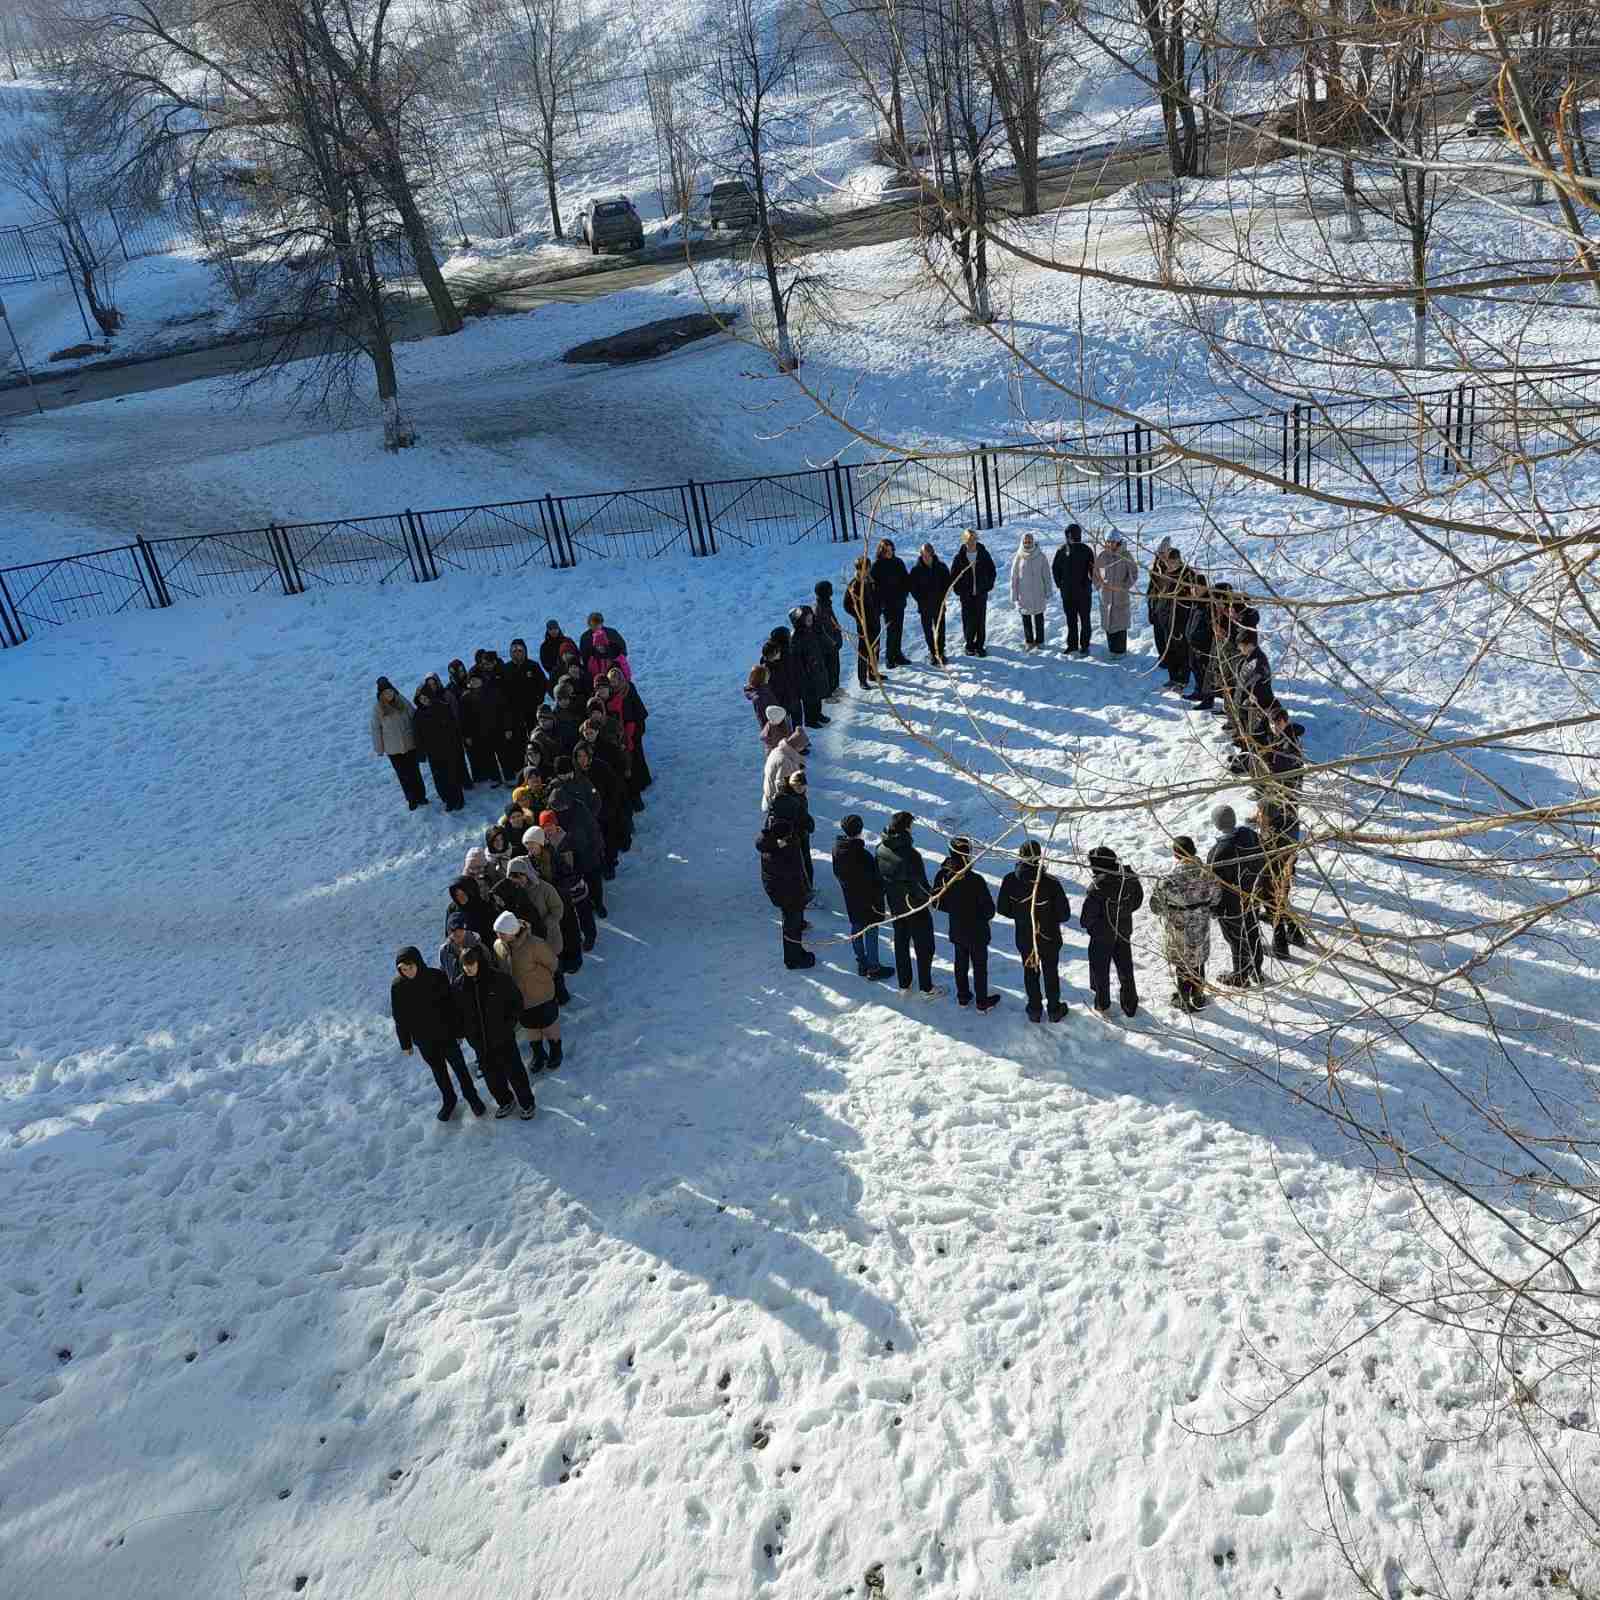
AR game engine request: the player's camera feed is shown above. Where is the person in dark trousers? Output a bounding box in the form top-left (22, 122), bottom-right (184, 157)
top-left (844, 556), bottom-right (882, 689)
top-left (1183, 576), bottom-right (1218, 710)
top-left (764, 628), bottom-right (804, 729)
top-left (788, 606), bottom-right (833, 728)
top-left (932, 837), bottom-right (1000, 1010)
top-left (1208, 804), bottom-right (1266, 985)
top-left (1255, 704), bottom-right (1308, 958)
top-left (1226, 630), bottom-right (1274, 770)
top-left (812, 580), bottom-right (845, 698)
top-left (906, 543), bottom-right (951, 665)
top-left (579, 612), bottom-right (629, 671)
top-left (870, 538), bottom-right (913, 667)
top-left (541, 811), bottom-right (597, 955)
top-left (492, 910), bottom-right (563, 1074)
top-left (459, 672), bottom-right (507, 786)
top-left (766, 769), bottom-right (816, 893)
top-left (1147, 545), bottom-right (1187, 689)
top-left (1150, 835), bottom-right (1219, 1011)
top-left (745, 663), bottom-right (780, 732)
top-left (453, 944), bottom-right (536, 1119)
top-left (393, 947), bottom-right (484, 1121)
top-left (372, 678), bottom-right (428, 810)
top-left (539, 619), bottom-right (578, 678)
top-left (502, 638), bottom-right (549, 758)
top-left (949, 529), bottom-right (997, 655)
top-left (1052, 524), bottom-right (1095, 656)
top-left (831, 814), bottom-right (894, 979)
top-left (547, 760), bottom-right (608, 919)
top-left (1094, 531), bottom-right (1138, 656)
top-left (411, 681), bottom-right (466, 812)
top-left (758, 816), bottom-right (815, 969)
top-left (997, 841), bottom-right (1071, 1023)
top-left (1162, 559), bottom-right (1195, 690)
top-left (1079, 846), bottom-right (1143, 1017)
top-left (876, 812), bottom-right (945, 997)
top-left (446, 874), bottom-right (498, 944)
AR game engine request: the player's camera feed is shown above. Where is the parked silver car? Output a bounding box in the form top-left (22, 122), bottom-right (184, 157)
top-left (579, 195), bottom-right (645, 253)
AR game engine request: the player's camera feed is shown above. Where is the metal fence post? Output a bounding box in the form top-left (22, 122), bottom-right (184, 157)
top-left (1123, 431), bottom-right (1134, 515)
top-left (0, 566), bottom-right (24, 646)
top-left (1278, 410), bottom-right (1289, 489)
top-left (682, 480), bottom-right (706, 556)
top-left (109, 206), bottom-right (130, 263)
top-left (18, 227), bottom-right (39, 280)
top-left (404, 509), bottom-right (437, 581)
top-left (272, 523), bottom-right (306, 593)
top-left (830, 463), bottom-right (853, 543)
top-left (1452, 382), bottom-right (1469, 473)
top-left (536, 496), bottom-right (562, 569)
top-left (1135, 426), bottom-right (1147, 514)
top-left (1462, 384), bottom-right (1476, 470)
top-left (978, 446), bottom-right (996, 530)
top-left (696, 481), bottom-right (718, 555)
top-left (264, 523), bottom-right (298, 595)
top-left (135, 536), bottom-right (172, 608)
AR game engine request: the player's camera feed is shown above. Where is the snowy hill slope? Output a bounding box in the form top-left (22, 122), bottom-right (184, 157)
top-left (2, 516), bottom-right (1593, 1598)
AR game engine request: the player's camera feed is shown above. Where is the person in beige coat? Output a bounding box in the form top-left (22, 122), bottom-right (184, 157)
top-left (1093, 532), bottom-right (1139, 656)
top-left (761, 728), bottom-right (810, 812)
top-left (371, 677), bottom-right (429, 810)
top-left (493, 911), bottom-right (565, 1072)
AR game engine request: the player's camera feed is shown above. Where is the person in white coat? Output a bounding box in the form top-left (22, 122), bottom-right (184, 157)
top-left (1008, 532), bottom-right (1053, 650)
top-left (371, 676), bottom-right (429, 811)
top-left (761, 728), bottom-right (810, 811)
top-left (1093, 531), bottom-right (1139, 656)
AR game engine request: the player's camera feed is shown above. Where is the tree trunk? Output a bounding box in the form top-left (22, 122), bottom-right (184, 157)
top-left (373, 331), bottom-right (414, 450)
top-left (971, 166), bottom-right (995, 324)
top-left (890, 59), bottom-right (906, 152)
top-left (545, 152), bottom-right (563, 239)
top-left (1342, 160), bottom-right (1364, 239)
top-left (391, 180), bottom-right (461, 335)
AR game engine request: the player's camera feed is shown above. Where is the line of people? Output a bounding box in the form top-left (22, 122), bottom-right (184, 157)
top-left (383, 612), bottom-right (653, 1122)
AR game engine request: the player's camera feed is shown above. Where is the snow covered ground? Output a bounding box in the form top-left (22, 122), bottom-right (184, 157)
top-left (2, 500), bottom-right (1596, 1597)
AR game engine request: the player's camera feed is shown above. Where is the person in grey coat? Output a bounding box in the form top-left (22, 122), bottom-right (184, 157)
top-left (372, 677), bottom-right (429, 810)
top-left (1093, 532), bottom-right (1139, 656)
top-left (1148, 835), bottom-right (1220, 1012)
top-left (1008, 531), bottom-right (1053, 650)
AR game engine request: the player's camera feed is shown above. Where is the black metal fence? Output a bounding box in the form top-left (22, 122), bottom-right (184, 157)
top-left (4, 368), bottom-right (1599, 650)
top-left (0, 203), bottom-right (196, 287)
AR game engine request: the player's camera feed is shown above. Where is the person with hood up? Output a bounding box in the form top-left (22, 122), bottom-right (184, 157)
top-left (602, 665), bottom-right (652, 800)
top-left (411, 680), bottom-right (466, 812)
top-left (746, 664), bottom-right (780, 733)
top-left (997, 841), bottom-right (1070, 1023)
top-left (539, 619), bottom-right (578, 678)
top-left (758, 816), bottom-right (815, 969)
top-left (506, 848), bottom-right (567, 959)
top-left (482, 824), bottom-right (515, 877)
top-left (762, 632), bottom-right (802, 730)
top-left (788, 605), bottom-right (833, 728)
top-left (548, 758), bottom-right (608, 919)
top-left (932, 837), bottom-right (1001, 1010)
top-left (452, 943), bottom-right (535, 1119)
top-left (1079, 845), bottom-right (1144, 1017)
top-left (586, 628), bottom-right (633, 686)
top-left (949, 528), bottom-right (997, 656)
top-left (492, 910), bottom-right (563, 1074)
top-left (540, 811), bottom-right (596, 959)
top-left (876, 812), bottom-right (945, 998)
top-left (870, 538), bottom-right (913, 668)
top-left (844, 556), bottom-right (882, 689)
top-left (1093, 530), bottom-right (1139, 656)
top-left (576, 739), bottom-right (630, 873)
top-left (831, 814), bottom-right (894, 979)
top-left (393, 947), bottom-right (484, 1121)
top-left (762, 727), bottom-right (810, 812)
top-left (1207, 804), bottom-right (1266, 986)
top-left (1052, 524), bottom-right (1095, 656)
top-left (1009, 531), bottom-right (1053, 651)
top-left (372, 678), bottom-right (428, 810)
top-left (1183, 575), bottom-right (1219, 710)
top-left (906, 542), bottom-right (951, 666)
top-left (812, 580), bottom-right (845, 697)
top-left (1146, 544), bottom-right (1182, 686)
top-left (462, 845), bottom-right (497, 895)
top-left (1149, 835), bottom-right (1219, 1011)
top-left (445, 873), bottom-right (497, 944)
top-left (438, 912), bottom-right (484, 987)
top-left (503, 637), bottom-right (550, 736)
top-left (459, 671), bottom-right (507, 787)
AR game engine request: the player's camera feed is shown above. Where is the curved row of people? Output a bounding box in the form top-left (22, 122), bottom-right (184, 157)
top-left (384, 614), bottom-right (653, 1123)
top-left (369, 612), bottom-right (645, 812)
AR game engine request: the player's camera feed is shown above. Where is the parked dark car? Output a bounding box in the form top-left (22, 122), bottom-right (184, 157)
top-left (579, 196), bottom-right (645, 253)
top-left (707, 179), bottom-right (759, 230)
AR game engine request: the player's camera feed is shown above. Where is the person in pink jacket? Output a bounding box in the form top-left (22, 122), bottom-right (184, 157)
top-left (586, 629), bottom-right (632, 685)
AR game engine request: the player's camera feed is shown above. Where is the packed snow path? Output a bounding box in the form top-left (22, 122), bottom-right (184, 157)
top-left (0, 543), bottom-right (1586, 1598)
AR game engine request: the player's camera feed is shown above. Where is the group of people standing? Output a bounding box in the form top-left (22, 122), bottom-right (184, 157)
top-left (381, 613), bottom-right (653, 1123)
top-left (748, 523), bottom-right (1311, 1017)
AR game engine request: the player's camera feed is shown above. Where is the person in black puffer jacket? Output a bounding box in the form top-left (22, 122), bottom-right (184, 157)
top-left (1079, 846), bottom-right (1144, 1016)
top-left (997, 841), bottom-right (1071, 1022)
top-left (787, 605), bottom-right (834, 728)
top-left (445, 875), bottom-right (497, 943)
top-left (844, 556), bottom-right (882, 688)
top-left (758, 817), bottom-right (815, 969)
top-left (870, 538), bottom-right (912, 667)
top-left (1207, 804), bottom-right (1266, 984)
top-left (392, 946), bottom-right (484, 1120)
top-left (876, 811), bottom-right (943, 996)
top-left (764, 627), bottom-right (803, 729)
top-left (906, 543), bottom-right (952, 665)
top-left (451, 944), bottom-right (536, 1118)
top-left (412, 681), bottom-right (467, 812)
top-left (831, 814), bottom-right (893, 979)
top-left (932, 837), bottom-right (1000, 1011)
top-left (812, 581), bottom-right (844, 697)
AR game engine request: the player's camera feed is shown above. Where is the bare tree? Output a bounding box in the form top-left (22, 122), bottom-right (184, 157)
top-left (706, 0), bottom-right (824, 370)
top-left (644, 57), bottom-right (701, 230)
top-left (0, 89), bottom-right (121, 334)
